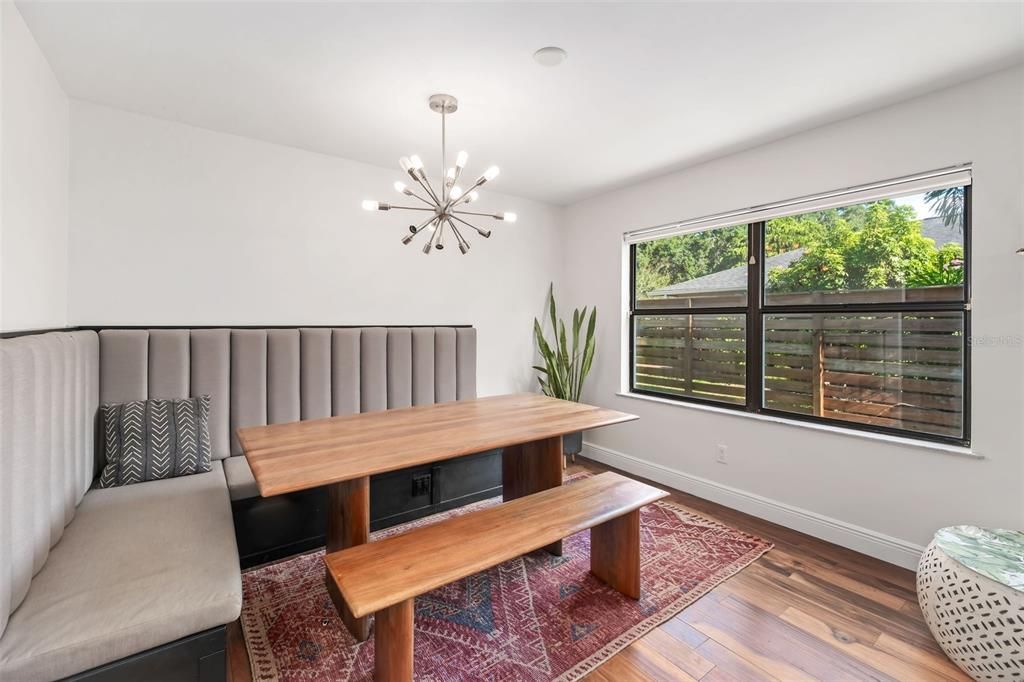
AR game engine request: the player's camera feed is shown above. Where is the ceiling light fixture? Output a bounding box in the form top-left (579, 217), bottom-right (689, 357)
top-left (362, 94), bottom-right (516, 255)
top-left (533, 46), bottom-right (568, 67)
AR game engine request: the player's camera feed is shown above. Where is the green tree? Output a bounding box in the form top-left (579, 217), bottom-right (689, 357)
top-left (634, 246), bottom-right (670, 297)
top-left (636, 200), bottom-right (963, 300)
top-left (907, 242), bottom-right (965, 286)
top-left (635, 225), bottom-right (746, 298)
top-left (767, 200), bottom-right (962, 293)
top-left (767, 215), bottom-right (853, 292)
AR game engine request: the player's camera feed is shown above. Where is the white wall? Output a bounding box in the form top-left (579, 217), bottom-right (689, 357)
top-left (563, 66), bottom-right (1024, 568)
top-left (68, 101), bottom-right (563, 395)
top-left (0, 2), bottom-right (69, 331)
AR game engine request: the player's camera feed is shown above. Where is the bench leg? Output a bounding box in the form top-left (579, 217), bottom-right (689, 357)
top-left (502, 435), bottom-right (564, 556)
top-left (325, 476), bottom-right (370, 642)
top-left (375, 598), bottom-right (414, 682)
top-left (590, 509), bottom-right (641, 599)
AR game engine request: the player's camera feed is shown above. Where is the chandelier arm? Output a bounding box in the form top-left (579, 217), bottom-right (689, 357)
top-left (446, 218), bottom-right (471, 253)
top-left (447, 180), bottom-right (483, 209)
top-left (452, 209), bottom-right (502, 219)
top-left (450, 166), bottom-right (463, 190)
top-left (412, 173), bottom-right (442, 205)
top-left (422, 217), bottom-right (442, 253)
top-left (405, 190), bottom-right (436, 207)
top-left (435, 220), bottom-right (446, 249)
top-left (451, 215), bottom-right (492, 238)
top-left (389, 205), bottom-right (436, 212)
top-left (401, 215), bottom-right (439, 244)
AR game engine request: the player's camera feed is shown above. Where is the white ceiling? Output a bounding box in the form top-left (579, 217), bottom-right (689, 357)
top-left (17, 1), bottom-right (1024, 205)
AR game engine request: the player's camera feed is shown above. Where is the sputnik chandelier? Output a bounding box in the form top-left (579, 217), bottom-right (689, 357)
top-left (362, 94), bottom-right (516, 254)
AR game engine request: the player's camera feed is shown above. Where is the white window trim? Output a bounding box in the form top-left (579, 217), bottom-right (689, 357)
top-left (621, 166), bottom-right (972, 447)
top-left (615, 390), bottom-right (980, 459)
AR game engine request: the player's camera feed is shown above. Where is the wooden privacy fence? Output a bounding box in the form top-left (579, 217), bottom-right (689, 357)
top-left (634, 302), bottom-right (964, 439)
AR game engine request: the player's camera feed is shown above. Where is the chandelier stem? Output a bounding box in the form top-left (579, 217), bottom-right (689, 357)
top-left (441, 107), bottom-right (447, 203)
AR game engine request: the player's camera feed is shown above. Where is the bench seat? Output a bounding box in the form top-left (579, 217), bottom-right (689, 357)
top-left (326, 472), bottom-right (663, 618)
top-left (0, 462), bottom-right (242, 681)
top-left (325, 471), bottom-right (666, 680)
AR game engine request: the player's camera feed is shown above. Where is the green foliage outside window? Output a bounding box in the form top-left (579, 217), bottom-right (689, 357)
top-left (635, 197), bottom-right (964, 299)
top-left (635, 225), bottom-right (747, 298)
top-left (766, 200), bottom-right (964, 293)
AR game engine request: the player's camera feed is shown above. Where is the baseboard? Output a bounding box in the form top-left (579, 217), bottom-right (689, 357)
top-left (581, 441), bottom-right (925, 570)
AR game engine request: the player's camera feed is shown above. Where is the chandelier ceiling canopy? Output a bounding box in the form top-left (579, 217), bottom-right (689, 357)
top-left (362, 94), bottom-right (515, 255)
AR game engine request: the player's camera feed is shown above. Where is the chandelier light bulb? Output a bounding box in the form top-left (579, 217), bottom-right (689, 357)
top-left (501, 212), bottom-right (518, 223)
top-left (362, 200), bottom-right (379, 211)
top-left (409, 155), bottom-right (424, 171)
top-left (450, 186), bottom-right (464, 200)
top-left (456, 151), bottom-right (469, 169)
top-left (399, 157), bottom-right (412, 172)
top-left (483, 166), bottom-right (500, 181)
top-left (393, 181), bottom-right (408, 195)
top-left (446, 168), bottom-right (456, 181)
top-left (467, 191), bottom-right (480, 203)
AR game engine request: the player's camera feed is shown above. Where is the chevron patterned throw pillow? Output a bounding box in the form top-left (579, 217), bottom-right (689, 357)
top-left (99, 395), bottom-right (213, 487)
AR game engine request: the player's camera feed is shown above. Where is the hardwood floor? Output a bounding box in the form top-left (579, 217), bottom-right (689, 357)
top-left (226, 457), bottom-right (965, 681)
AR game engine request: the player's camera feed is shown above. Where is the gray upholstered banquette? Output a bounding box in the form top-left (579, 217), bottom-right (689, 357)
top-left (0, 326), bottom-right (478, 681)
top-left (98, 327), bottom-right (477, 500)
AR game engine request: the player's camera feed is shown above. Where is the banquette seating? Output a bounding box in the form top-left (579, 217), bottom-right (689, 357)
top-left (0, 326), bottom-right (492, 681)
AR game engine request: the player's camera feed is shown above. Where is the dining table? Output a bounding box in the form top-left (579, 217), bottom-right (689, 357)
top-left (236, 392), bottom-right (637, 641)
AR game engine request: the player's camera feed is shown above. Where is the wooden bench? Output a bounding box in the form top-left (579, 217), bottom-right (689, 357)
top-left (323, 471), bottom-right (668, 681)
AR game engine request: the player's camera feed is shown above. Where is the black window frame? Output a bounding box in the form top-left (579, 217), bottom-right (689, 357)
top-left (628, 185), bottom-right (971, 447)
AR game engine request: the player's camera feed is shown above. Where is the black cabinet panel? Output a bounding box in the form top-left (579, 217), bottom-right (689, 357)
top-left (438, 450), bottom-right (501, 505)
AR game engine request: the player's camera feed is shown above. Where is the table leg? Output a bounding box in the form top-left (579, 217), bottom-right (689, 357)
top-left (324, 476), bottom-right (370, 641)
top-left (502, 435), bottom-right (564, 555)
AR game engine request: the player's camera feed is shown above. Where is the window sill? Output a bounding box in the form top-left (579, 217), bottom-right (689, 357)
top-left (615, 391), bottom-right (981, 459)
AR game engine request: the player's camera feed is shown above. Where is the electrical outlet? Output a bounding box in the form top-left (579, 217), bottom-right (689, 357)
top-left (411, 474), bottom-right (432, 497)
top-left (716, 444), bottom-right (728, 464)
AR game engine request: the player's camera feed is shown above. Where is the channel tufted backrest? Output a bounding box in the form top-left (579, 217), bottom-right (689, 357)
top-left (97, 327), bottom-right (477, 461)
top-left (0, 331), bottom-right (99, 639)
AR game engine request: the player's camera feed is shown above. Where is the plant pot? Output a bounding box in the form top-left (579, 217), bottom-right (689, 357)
top-left (562, 431), bottom-right (583, 457)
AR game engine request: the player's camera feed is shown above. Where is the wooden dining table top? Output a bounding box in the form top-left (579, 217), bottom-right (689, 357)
top-left (237, 393), bottom-right (637, 497)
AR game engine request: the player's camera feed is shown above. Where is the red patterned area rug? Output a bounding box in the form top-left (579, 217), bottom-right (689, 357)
top-left (240, 478), bottom-right (772, 681)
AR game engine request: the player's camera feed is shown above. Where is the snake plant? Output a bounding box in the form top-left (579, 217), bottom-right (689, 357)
top-left (533, 284), bottom-right (596, 402)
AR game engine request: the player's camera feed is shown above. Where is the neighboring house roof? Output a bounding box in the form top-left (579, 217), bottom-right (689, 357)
top-left (647, 216), bottom-right (963, 298)
top-left (919, 216), bottom-right (964, 247)
top-left (648, 249), bottom-right (803, 297)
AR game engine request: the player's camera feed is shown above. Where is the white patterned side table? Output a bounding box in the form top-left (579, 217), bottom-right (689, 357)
top-left (917, 526), bottom-right (1024, 680)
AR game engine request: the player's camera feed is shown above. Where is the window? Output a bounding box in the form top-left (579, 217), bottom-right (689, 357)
top-left (629, 174), bottom-right (970, 445)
